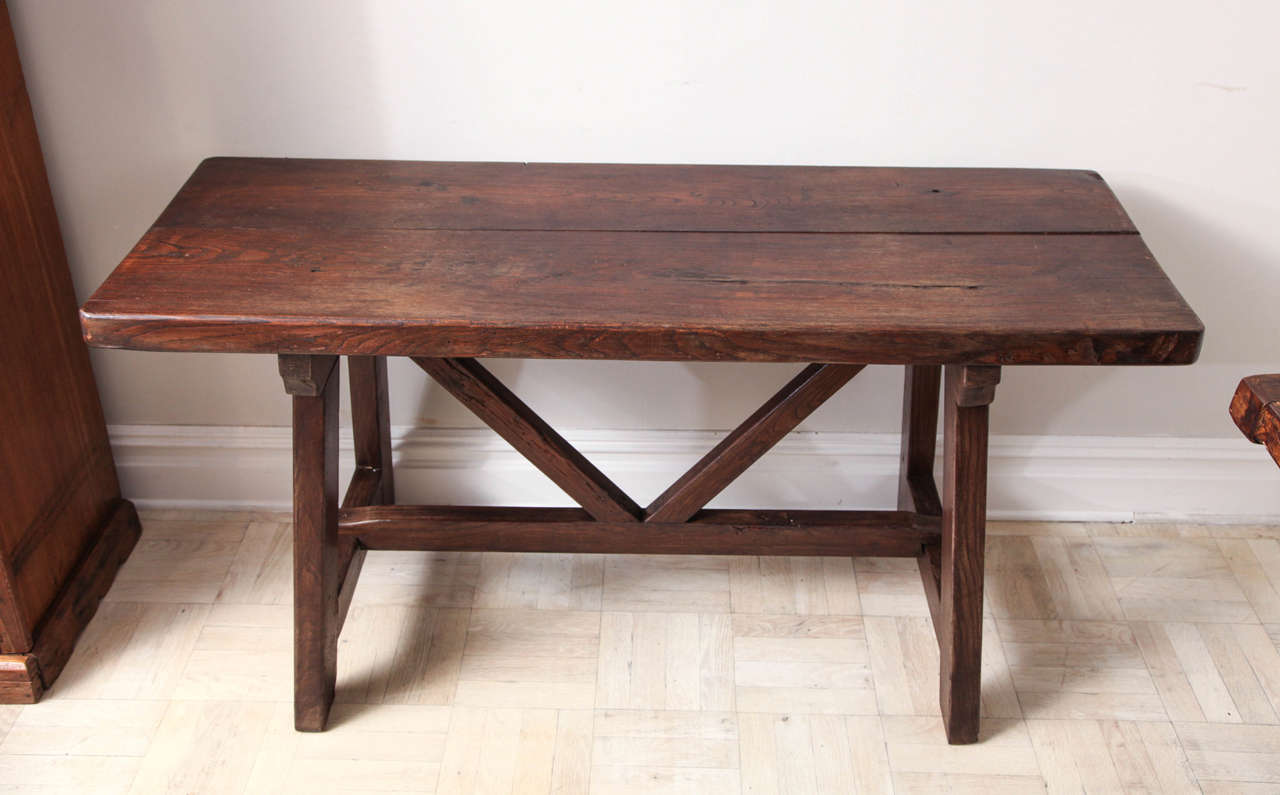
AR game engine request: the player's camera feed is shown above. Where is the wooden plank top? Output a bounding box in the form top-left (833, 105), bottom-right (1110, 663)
top-left (81, 158), bottom-right (1203, 364)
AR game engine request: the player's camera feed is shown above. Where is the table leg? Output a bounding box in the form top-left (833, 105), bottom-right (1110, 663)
top-left (349, 356), bottom-right (395, 504)
top-left (938, 364), bottom-right (999, 744)
top-left (280, 354), bottom-right (340, 731)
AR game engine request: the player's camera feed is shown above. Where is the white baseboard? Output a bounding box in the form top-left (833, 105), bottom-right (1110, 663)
top-left (108, 425), bottom-right (1280, 523)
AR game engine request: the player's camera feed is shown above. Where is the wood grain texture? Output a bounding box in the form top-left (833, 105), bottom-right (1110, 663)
top-left (413, 357), bottom-right (641, 522)
top-left (340, 506), bottom-right (939, 557)
top-left (156, 157), bottom-right (1139, 233)
top-left (81, 160), bottom-right (1203, 365)
top-left (27, 499), bottom-right (141, 687)
top-left (334, 464), bottom-right (370, 636)
top-left (937, 365), bottom-right (997, 744)
top-left (0, 653), bottom-right (41, 703)
top-left (278, 354), bottom-right (337, 397)
top-left (918, 543), bottom-right (944, 646)
top-left (0, 557), bottom-right (25, 655)
top-left (0, 0), bottom-right (133, 660)
top-left (340, 467), bottom-right (381, 512)
top-left (950, 364), bottom-right (1002, 407)
top-left (348, 355), bottom-right (395, 504)
top-left (1231, 375), bottom-right (1280, 468)
top-left (290, 356), bottom-right (341, 731)
top-left (646, 363), bottom-right (864, 523)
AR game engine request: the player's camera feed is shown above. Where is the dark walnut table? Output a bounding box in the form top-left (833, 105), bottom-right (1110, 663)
top-left (81, 158), bottom-right (1203, 743)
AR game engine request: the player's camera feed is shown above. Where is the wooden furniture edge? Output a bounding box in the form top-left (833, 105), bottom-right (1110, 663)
top-left (0, 652), bottom-right (41, 703)
top-left (1232, 374), bottom-right (1280, 467)
top-left (0, 499), bottom-right (140, 702)
top-left (79, 312), bottom-right (1204, 366)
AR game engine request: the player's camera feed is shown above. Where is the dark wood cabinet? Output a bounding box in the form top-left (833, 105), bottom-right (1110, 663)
top-left (0, 0), bottom-right (139, 702)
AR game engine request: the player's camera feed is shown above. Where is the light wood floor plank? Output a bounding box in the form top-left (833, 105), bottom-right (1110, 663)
top-left (1220, 538), bottom-right (1280, 622)
top-left (854, 557), bottom-right (930, 617)
top-left (980, 619), bottom-right (1022, 718)
top-left (457, 609), bottom-right (600, 710)
top-left (1163, 622), bottom-right (1243, 722)
top-left (475, 552), bottom-right (603, 611)
top-left (598, 612), bottom-right (733, 711)
top-left (12, 512), bottom-right (1280, 793)
top-left (436, 706), bottom-right (584, 795)
top-left (215, 519), bottom-right (292, 605)
top-left (128, 700), bottom-right (274, 794)
top-left (736, 614), bottom-right (874, 716)
top-left (336, 606), bottom-right (468, 706)
top-left (865, 615), bottom-right (940, 716)
top-left (728, 556), bottom-right (861, 615)
top-left (352, 551), bottom-right (480, 608)
top-left (1030, 536), bottom-right (1125, 620)
top-left (173, 603), bottom-right (291, 701)
top-left (603, 555), bottom-right (731, 613)
top-left (1132, 621), bottom-right (1208, 721)
top-left (53, 602), bottom-right (210, 701)
top-left (984, 536), bottom-right (1059, 619)
top-left (0, 705), bottom-right (19, 746)
top-left (1109, 720), bottom-right (1200, 794)
top-left (0, 700), bottom-right (166, 757)
top-left (245, 702), bottom-right (449, 794)
top-left (105, 519), bottom-right (247, 604)
top-left (1, 756), bottom-right (141, 795)
top-left (885, 716), bottom-right (1041, 777)
top-left (1097, 536), bottom-right (1259, 623)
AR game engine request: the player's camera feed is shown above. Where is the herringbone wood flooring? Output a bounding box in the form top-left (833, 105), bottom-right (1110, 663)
top-left (6, 512), bottom-right (1280, 793)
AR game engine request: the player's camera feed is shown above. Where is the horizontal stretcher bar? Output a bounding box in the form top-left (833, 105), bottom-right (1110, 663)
top-left (338, 505), bottom-right (940, 557)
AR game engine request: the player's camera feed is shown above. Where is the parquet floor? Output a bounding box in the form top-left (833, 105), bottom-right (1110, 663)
top-left (6, 511), bottom-right (1280, 793)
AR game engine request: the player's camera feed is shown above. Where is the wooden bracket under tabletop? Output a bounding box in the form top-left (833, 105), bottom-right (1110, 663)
top-left (950, 364), bottom-right (1002, 408)
top-left (278, 354), bottom-right (338, 397)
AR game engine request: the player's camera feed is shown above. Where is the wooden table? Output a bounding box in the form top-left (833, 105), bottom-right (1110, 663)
top-left (81, 158), bottom-right (1203, 743)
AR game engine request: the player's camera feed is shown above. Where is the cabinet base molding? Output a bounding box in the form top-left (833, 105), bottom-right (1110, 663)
top-left (0, 500), bottom-right (141, 703)
top-left (0, 654), bottom-right (41, 703)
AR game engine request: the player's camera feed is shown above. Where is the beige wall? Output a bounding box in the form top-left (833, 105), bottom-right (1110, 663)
top-left (10, 1), bottom-right (1277, 437)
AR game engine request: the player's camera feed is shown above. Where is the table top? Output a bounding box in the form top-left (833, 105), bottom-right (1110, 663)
top-left (80, 158), bottom-right (1203, 364)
